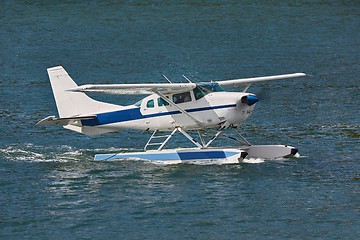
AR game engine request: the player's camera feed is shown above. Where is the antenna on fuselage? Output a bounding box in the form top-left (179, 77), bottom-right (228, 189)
top-left (182, 75), bottom-right (193, 83)
top-left (163, 75), bottom-right (173, 84)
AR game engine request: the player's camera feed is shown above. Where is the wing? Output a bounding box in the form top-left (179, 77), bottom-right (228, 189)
top-left (68, 83), bottom-right (196, 95)
top-left (216, 73), bottom-right (306, 88)
top-left (67, 73), bottom-right (305, 95)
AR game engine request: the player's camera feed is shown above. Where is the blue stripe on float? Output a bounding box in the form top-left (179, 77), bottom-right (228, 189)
top-left (178, 151), bottom-right (226, 160)
top-left (82, 104), bottom-right (236, 126)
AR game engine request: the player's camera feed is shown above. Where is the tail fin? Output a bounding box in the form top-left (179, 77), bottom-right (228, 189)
top-left (47, 66), bottom-right (121, 117)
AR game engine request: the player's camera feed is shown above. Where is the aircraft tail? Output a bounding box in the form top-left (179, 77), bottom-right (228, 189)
top-left (47, 66), bottom-right (121, 118)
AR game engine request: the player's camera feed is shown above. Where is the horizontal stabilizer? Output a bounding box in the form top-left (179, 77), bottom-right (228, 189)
top-left (37, 115), bottom-right (96, 126)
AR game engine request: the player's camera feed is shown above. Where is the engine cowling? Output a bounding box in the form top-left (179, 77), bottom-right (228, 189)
top-left (220, 93), bottom-right (259, 129)
top-left (240, 94), bottom-right (259, 106)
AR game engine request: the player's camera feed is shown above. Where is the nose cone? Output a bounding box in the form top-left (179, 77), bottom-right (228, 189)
top-left (241, 95), bottom-right (259, 106)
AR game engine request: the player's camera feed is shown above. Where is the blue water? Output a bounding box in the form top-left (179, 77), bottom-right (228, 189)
top-left (1, 1), bottom-right (359, 239)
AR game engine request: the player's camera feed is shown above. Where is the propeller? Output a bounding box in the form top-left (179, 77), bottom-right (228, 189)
top-left (254, 86), bottom-right (272, 102)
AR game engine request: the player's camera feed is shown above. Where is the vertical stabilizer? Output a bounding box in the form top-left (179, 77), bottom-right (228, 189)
top-left (47, 66), bottom-right (122, 117)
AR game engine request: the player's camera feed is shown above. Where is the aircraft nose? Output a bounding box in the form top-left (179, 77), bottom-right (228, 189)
top-left (240, 95), bottom-right (259, 106)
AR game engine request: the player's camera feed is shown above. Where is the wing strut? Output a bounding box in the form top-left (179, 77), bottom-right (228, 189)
top-left (154, 91), bottom-right (205, 127)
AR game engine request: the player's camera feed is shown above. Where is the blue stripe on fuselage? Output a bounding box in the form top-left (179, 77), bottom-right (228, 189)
top-left (81, 104), bottom-right (236, 126)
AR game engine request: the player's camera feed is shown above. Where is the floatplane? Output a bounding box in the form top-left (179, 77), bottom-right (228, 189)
top-left (37, 66), bottom-right (306, 164)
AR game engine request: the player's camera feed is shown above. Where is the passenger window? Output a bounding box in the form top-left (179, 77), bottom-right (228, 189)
top-left (172, 92), bottom-right (191, 104)
top-left (158, 97), bottom-right (169, 107)
top-left (146, 99), bottom-right (154, 108)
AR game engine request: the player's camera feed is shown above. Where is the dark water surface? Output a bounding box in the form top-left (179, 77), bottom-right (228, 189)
top-left (1, 1), bottom-right (359, 239)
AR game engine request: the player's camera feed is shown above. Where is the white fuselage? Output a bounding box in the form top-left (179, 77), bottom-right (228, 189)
top-left (80, 91), bottom-right (257, 135)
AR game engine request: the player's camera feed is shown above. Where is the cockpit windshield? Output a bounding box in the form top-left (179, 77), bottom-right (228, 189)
top-left (193, 82), bottom-right (224, 100)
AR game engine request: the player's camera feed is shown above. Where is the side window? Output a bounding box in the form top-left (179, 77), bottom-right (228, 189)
top-left (158, 97), bottom-right (169, 107)
top-left (172, 92), bottom-right (191, 104)
top-left (146, 99), bottom-right (154, 108)
top-left (193, 87), bottom-right (205, 100)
